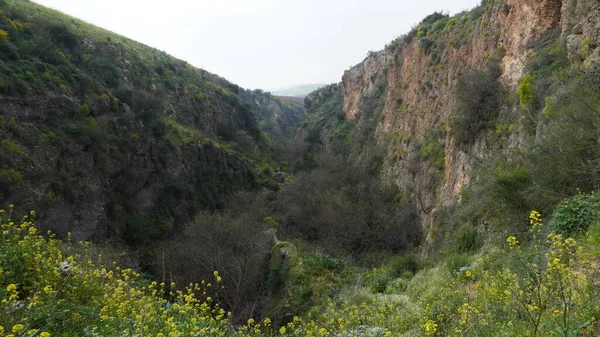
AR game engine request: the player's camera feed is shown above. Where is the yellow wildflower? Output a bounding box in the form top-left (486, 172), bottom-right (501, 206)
top-left (12, 324), bottom-right (24, 333)
top-left (424, 320), bottom-right (437, 335)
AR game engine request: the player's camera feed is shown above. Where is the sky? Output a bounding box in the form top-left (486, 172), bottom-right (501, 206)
top-left (32, 0), bottom-right (480, 91)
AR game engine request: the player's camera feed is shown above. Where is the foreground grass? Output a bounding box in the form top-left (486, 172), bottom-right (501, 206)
top-left (1, 206), bottom-right (600, 336)
top-left (0, 207), bottom-right (236, 337)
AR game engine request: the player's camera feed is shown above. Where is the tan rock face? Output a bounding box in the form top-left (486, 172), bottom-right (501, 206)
top-left (343, 51), bottom-right (392, 122)
top-left (501, 0), bottom-right (563, 82)
top-left (337, 0), bottom-right (595, 232)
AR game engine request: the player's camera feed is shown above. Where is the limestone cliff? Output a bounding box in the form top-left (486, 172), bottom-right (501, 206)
top-left (307, 0), bottom-right (600, 235)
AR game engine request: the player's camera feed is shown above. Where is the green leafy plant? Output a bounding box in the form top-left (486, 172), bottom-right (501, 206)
top-left (580, 37), bottom-right (596, 59)
top-left (387, 253), bottom-right (421, 278)
top-left (446, 253), bottom-right (470, 275)
top-left (0, 29), bottom-right (8, 42)
top-left (456, 226), bottom-right (480, 253)
top-left (0, 169), bottom-right (22, 186)
top-left (518, 74), bottom-right (536, 106)
top-left (549, 192), bottom-right (600, 236)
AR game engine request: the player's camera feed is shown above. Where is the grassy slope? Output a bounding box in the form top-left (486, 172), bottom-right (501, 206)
top-left (0, 0), bottom-right (303, 243)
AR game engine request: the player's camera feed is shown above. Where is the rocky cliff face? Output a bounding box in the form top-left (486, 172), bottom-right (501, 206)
top-left (310, 0), bottom-right (600, 234)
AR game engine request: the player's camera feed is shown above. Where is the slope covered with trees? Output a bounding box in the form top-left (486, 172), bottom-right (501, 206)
top-left (0, 0), bottom-right (303, 243)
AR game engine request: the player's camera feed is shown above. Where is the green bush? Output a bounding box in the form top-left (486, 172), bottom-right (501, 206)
top-left (419, 38), bottom-right (434, 54)
top-left (580, 37), bottom-right (596, 59)
top-left (419, 129), bottom-right (445, 170)
top-left (0, 139), bottom-right (24, 155)
top-left (306, 253), bottom-right (345, 272)
top-left (582, 220), bottom-right (600, 259)
top-left (517, 74), bottom-right (536, 106)
top-left (527, 68), bottom-right (600, 195)
top-left (452, 61), bottom-right (502, 145)
top-left (416, 12), bottom-right (449, 38)
top-left (549, 193), bottom-right (600, 236)
top-left (264, 216), bottom-right (278, 229)
top-left (446, 254), bottom-right (470, 275)
top-left (385, 277), bottom-right (410, 293)
top-left (528, 37), bottom-right (567, 78)
top-left (492, 167), bottom-right (532, 209)
top-left (430, 17), bottom-right (449, 34)
top-left (456, 226), bottom-right (480, 253)
top-left (370, 274), bottom-right (390, 293)
top-left (0, 169), bottom-right (23, 186)
top-left (388, 253), bottom-right (420, 278)
top-left (78, 102), bottom-right (90, 115)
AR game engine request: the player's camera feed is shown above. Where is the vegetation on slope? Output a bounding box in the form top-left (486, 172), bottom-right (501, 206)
top-left (434, 52), bottom-right (600, 255)
top-left (2, 0), bottom-right (600, 335)
top-left (287, 1), bottom-right (600, 334)
top-left (0, 0), bottom-right (303, 243)
top-left (154, 152), bottom-right (421, 325)
top-left (2, 202), bottom-right (600, 336)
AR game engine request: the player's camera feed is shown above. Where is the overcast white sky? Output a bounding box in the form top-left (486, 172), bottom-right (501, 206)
top-left (32, 0), bottom-right (480, 91)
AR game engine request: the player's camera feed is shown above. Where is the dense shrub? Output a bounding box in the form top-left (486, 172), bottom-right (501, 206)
top-left (388, 253), bottom-right (421, 278)
top-left (517, 74), bottom-right (536, 106)
top-left (416, 12), bottom-right (449, 38)
top-left (492, 167), bottom-right (533, 210)
top-left (48, 25), bottom-right (79, 50)
top-left (419, 38), bottom-right (434, 54)
top-left (157, 192), bottom-right (273, 323)
top-left (277, 155), bottom-right (421, 257)
top-left (0, 29), bottom-right (8, 42)
top-left (446, 253), bottom-right (470, 275)
top-left (0, 168), bottom-right (21, 182)
top-left (452, 61), bottom-right (502, 145)
top-left (529, 68), bottom-right (600, 194)
top-left (580, 37), bottom-right (596, 59)
top-left (549, 193), bottom-right (600, 236)
top-left (369, 274), bottom-right (390, 293)
top-left (528, 37), bottom-right (567, 78)
top-left (419, 129), bottom-right (445, 170)
top-left (0, 40), bottom-right (18, 60)
top-left (456, 226), bottom-right (480, 253)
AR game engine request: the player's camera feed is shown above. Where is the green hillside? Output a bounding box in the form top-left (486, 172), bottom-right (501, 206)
top-left (0, 0), bottom-right (303, 243)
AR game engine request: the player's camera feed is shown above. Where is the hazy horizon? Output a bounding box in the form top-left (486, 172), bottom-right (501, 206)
top-left (32, 0), bottom-right (480, 90)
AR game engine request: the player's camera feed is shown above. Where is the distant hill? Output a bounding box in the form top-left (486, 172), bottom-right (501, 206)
top-left (274, 95), bottom-right (305, 103)
top-left (272, 83), bottom-right (326, 97)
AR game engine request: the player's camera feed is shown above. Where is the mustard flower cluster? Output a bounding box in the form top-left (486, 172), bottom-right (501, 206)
top-left (0, 210), bottom-right (232, 337)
